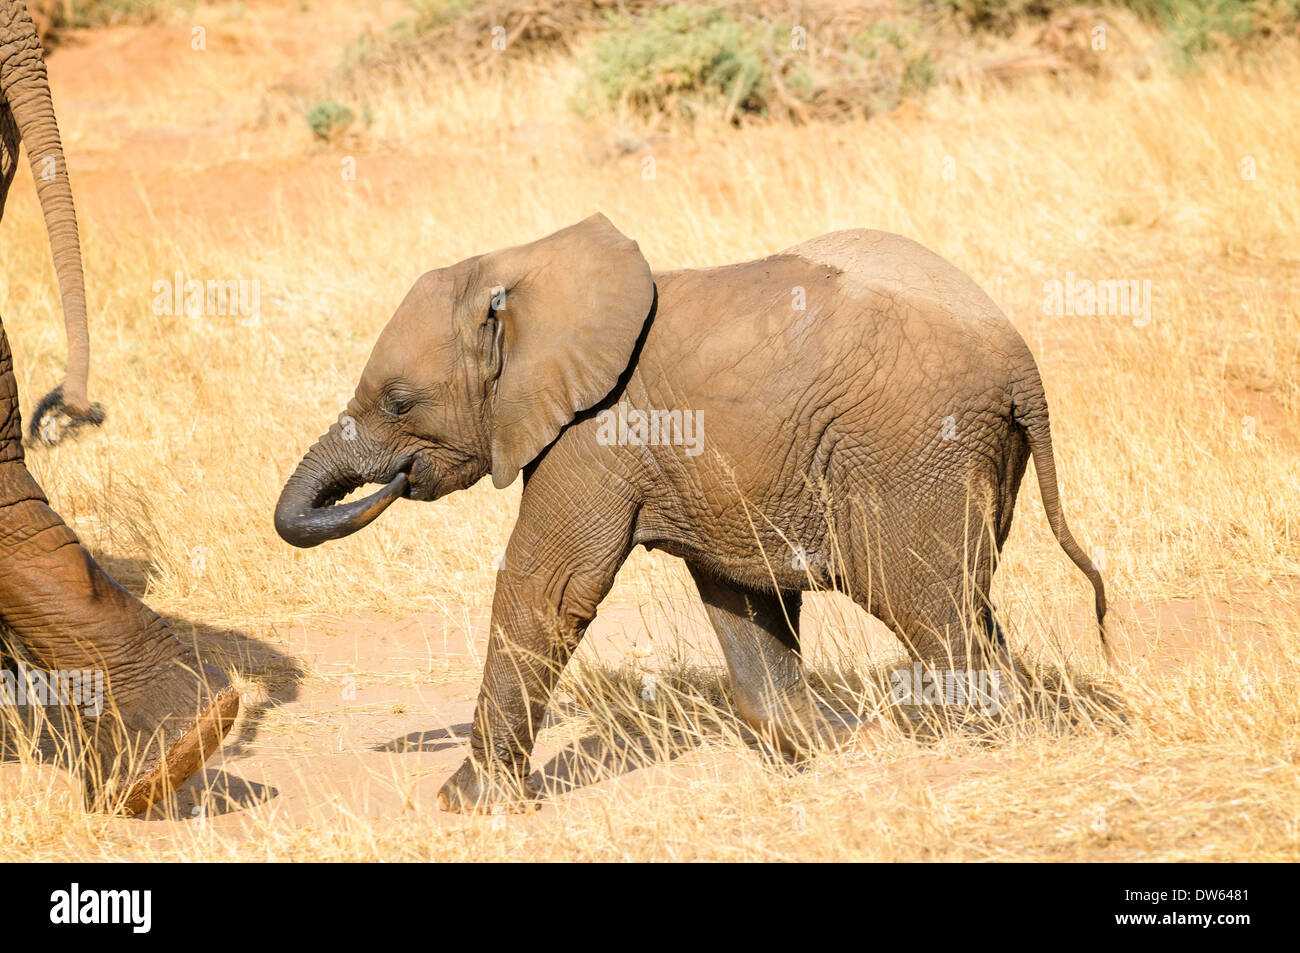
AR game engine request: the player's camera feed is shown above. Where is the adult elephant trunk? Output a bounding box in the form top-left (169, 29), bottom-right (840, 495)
top-left (0, 315), bottom-right (237, 813)
top-left (0, 1), bottom-right (91, 417)
top-left (274, 421), bottom-right (408, 549)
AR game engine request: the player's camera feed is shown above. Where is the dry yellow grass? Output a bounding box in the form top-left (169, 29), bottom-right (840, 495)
top-left (0, 1), bottom-right (1296, 860)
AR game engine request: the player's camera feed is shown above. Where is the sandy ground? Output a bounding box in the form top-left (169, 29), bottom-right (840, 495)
top-left (9, 581), bottom-right (1280, 847)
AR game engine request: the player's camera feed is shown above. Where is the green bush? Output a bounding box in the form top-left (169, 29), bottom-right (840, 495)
top-left (1167, 2), bottom-right (1256, 57)
top-left (304, 99), bottom-right (355, 141)
top-left (334, 0), bottom-right (1299, 130)
top-left (587, 5), bottom-right (772, 121)
top-left (579, 4), bottom-right (946, 123)
top-left (853, 20), bottom-right (938, 100)
top-left (937, 0), bottom-right (1299, 63)
top-left (936, 0), bottom-right (1076, 32)
top-left (1114, 0), bottom-right (1299, 64)
top-left (53, 0), bottom-right (183, 28)
top-left (903, 52), bottom-right (938, 94)
top-left (401, 0), bottom-right (478, 36)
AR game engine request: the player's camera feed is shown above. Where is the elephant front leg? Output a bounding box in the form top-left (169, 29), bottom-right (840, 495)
top-left (0, 494), bottom-right (239, 814)
top-left (689, 566), bottom-right (882, 757)
top-left (0, 319), bottom-right (235, 813)
top-left (437, 492), bottom-right (634, 815)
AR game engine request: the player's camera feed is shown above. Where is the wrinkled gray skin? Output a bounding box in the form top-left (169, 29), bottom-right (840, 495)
top-left (276, 215), bottom-right (1107, 814)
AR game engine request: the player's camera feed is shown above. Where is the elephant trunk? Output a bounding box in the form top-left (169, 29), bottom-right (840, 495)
top-left (274, 425), bottom-right (408, 549)
top-left (0, 3), bottom-right (92, 417)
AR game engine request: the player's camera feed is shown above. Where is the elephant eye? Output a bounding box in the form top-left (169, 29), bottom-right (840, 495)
top-left (384, 396), bottom-right (416, 418)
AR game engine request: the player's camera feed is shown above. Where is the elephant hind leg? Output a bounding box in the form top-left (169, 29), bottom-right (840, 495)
top-left (688, 565), bottom-right (879, 756)
top-left (862, 573), bottom-right (1024, 727)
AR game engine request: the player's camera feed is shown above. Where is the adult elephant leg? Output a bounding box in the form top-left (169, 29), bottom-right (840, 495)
top-left (688, 565), bottom-right (875, 756)
top-left (437, 478), bottom-right (636, 815)
top-left (0, 316), bottom-right (238, 813)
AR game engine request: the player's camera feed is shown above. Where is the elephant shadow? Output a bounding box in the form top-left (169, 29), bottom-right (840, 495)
top-left (370, 656), bottom-right (1134, 806)
top-left (532, 729), bottom-right (703, 798)
top-left (529, 698), bottom-right (719, 796)
top-left (375, 700), bottom-right (714, 801)
top-left (372, 723), bottom-right (473, 754)
top-left (1, 556), bottom-right (308, 816)
top-left (162, 616), bottom-right (308, 760)
top-left (80, 555), bottom-right (310, 759)
top-left (140, 767), bottom-right (279, 821)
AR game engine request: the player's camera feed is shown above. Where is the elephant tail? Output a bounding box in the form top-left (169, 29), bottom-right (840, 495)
top-left (1, 0), bottom-right (102, 436)
top-left (1011, 367), bottom-right (1112, 664)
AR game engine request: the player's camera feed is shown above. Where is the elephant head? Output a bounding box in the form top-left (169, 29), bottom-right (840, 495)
top-left (0, 0), bottom-right (97, 426)
top-left (275, 214), bottom-right (655, 547)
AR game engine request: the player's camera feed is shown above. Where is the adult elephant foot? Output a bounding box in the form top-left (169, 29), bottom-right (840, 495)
top-left (81, 658), bottom-right (240, 815)
top-left (436, 756), bottom-right (540, 815)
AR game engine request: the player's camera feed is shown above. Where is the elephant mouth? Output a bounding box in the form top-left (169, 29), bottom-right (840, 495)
top-left (274, 460), bottom-right (412, 549)
top-left (402, 458), bottom-right (440, 502)
top-left (402, 448), bottom-right (479, 502)
top-left (403, 480), bottom-right (432, 502)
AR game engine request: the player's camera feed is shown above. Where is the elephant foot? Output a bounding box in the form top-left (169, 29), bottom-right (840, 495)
top-left (436, 756), bottom-right (539, 815)
top-left (82, 662), bottom-right (240, 816)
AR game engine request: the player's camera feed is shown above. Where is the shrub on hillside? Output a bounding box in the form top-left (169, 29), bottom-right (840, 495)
top-left (304, 98), bottom-right (355, 141)
top-left (403, 0), bottom-right (479, 33)
top-left (340, 0), bottom-right (653, 75)
top-left (50, 0), bottom-right (178, 29)
top-left (586, 5), bottom-right (772, 121)
top-left (581, 3), bottom-right (941, 124)
top-left (328, 0), bottom-right (1300, 128)
top-left (938, 0), bottom-right (1078, 33)
top-left (938, 0), bottom-right (1300, 59)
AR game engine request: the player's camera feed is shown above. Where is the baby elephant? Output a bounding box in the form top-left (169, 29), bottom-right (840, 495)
top-left (275, 215), bottom-right (1106, 813)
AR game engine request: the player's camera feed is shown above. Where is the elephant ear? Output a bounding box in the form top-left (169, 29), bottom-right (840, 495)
top-left (472, 214), bottom-right (654, 489)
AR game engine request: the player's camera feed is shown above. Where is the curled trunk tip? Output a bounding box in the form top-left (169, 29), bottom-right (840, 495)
top-left (275, 470), bottom-right (408, 548)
